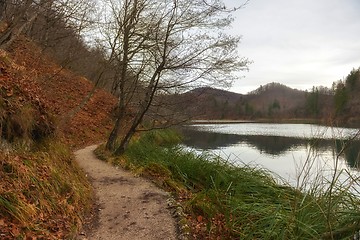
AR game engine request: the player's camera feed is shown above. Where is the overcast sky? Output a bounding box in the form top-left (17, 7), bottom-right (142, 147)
top-left (223, 0), bottom-right (360, 94)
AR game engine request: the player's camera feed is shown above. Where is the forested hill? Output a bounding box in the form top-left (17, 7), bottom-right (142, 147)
top-left (175, 83), bottom-right (307, 120)
top-left (176, 77), bottom-right (360, 125)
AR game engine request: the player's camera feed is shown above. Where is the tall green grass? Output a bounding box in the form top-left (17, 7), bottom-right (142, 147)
top-left (96, 129), bottom-right (360, 239)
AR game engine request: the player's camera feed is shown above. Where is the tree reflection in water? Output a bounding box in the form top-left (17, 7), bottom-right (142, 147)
top-left (180, 127), bottom-right (360, 170)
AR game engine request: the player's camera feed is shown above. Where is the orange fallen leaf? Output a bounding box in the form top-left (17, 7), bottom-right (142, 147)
top-left (11, 225), bottom-right (20, 236)
top-left (6, 88), bottom-right (13, 96)
top-left (197, 215), bottom-right (203, 222)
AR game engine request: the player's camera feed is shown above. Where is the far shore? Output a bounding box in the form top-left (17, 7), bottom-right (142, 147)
top-left (190, 119), bottom-right (256, 124)
top-left (189, 119), bottom-right (320, 125)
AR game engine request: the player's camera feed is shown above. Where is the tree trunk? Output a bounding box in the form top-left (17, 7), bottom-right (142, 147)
top-left (101, 0), bottom-right (249, 155)
top-left (105, 0), bottom-right (136, 151)
top-left (114, 64), bottom-right (164, 155)
top-left (114, 123), bottom-right (136, 155)
top-left (105, 113), bottom-right (123, 151)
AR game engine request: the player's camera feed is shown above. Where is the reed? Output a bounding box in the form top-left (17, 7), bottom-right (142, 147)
top-left (96, 129), bottom-right (360, 239)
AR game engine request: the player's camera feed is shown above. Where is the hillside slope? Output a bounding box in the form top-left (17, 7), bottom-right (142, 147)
top-left (7, 37), bottom-right (117, 147)
top-left (0, 37), bottom-right (116, 238)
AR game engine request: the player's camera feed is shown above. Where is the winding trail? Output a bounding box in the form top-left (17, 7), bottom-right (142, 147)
top-left (75, 145), bottom-right (178, 240)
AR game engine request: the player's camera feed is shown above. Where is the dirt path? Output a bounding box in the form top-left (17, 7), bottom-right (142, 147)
top-left (75, 145), bottom-right (178, 240)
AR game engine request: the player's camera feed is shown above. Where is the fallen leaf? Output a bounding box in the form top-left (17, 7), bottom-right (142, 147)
top-left (6, 88), bottom-right (13, 97)
top-left (11, 225), bottom-right (20, 236)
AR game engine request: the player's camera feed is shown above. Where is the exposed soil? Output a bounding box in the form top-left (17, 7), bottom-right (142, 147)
top-left (75, 145), bottom-right (178, 240)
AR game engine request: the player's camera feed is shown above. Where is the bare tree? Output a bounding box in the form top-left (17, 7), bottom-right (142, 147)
top-left (0, 1), bottom-right (51, 49)
top-left (0, 1), bottom-right (32, 48)
top-left (99, 0), bottom-right (250, 154)
top-left (0, 0), bottom-right (95, 51)
top-left (27, 0), bottom-right (97, 73)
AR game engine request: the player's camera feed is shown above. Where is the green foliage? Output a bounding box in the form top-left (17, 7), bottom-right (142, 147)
top-left (136, 129), bottom-right (182, 147)
top-left (305, 87), bottom-right (319, 117)
top-left (272, 99), bottom-right (281, 109)
top-left (268, 99), bottom-right (281, 117)
top-left (97, 129), bottom-right (360, 239)
top-left (245, 102), bottom-right (254, 117)
top-left (345, 67), bottom-right (360, 90)
top-left (330, 67), bottom-right (360, 122)
top-left (334, 82), bottom-right (348, 115)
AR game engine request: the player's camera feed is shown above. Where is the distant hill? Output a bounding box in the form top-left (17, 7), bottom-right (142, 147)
top-left (177, 87), bottom-right (245, 119)
top-left (175, 83), bottom-right (309, 120)
top-left (246, 82), bottom-right (307, 118)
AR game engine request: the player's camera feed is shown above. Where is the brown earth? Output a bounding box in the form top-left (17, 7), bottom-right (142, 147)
top-left (6, 37), bottom-right (117, 148)
top-left (75, 145), bottom-right (178, 240)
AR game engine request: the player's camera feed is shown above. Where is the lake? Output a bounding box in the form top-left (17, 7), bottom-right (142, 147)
top-left (180, 123), bottom-right (360, 188)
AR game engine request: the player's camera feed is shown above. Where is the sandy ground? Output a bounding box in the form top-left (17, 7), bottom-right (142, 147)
top-left (75, 145), bottom-right (178, 240)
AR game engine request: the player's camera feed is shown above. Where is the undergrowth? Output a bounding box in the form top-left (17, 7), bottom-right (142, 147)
top-left (0, 141), bottom-right (92, 239)
top-left (96, 129), bottom-right (360, 239)
top-left (0, 37), bottom-right (114, 239)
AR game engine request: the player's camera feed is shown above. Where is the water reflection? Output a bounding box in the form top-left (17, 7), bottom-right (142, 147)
top-left (336, 139), bottom-right (360, 168)
top-left (181, 128), bottom-right (303, 155)
top-left (180, 126), bottom-right (360, 171)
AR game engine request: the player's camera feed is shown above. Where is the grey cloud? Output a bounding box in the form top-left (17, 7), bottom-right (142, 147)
top-left (223, 0), bottom-right (360, 93)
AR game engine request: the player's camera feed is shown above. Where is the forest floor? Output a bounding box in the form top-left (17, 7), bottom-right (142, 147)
top-left (74, 145), bottom-right (178, 240)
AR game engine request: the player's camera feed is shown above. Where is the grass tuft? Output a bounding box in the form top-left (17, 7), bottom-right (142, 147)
top-left (0, 140), bottom-right (92, 239)
top-left (97, 129), bottom-right (360, 239)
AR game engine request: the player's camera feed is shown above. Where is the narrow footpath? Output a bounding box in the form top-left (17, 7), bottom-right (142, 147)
top-left (75, 145), bottom-right (178, 240)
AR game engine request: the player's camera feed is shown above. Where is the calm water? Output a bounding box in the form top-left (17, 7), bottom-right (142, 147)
top-left (181, 123), bottom-right (360, 187)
